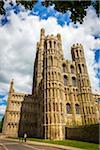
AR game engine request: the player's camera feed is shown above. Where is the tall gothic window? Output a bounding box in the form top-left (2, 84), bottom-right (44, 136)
top-left (76, 50), bottom-right (79, 57)
top-left (49, 41), bottom-right (52, 48)
top-left (75, 104), bottom-right (80, 114)
top-left (51, 56), bottom-right (53, 66)
top-left (54, 41), bottom-right (56, 48)
top-left (66, 103), bottom-right (71, 114)
top-left (82, 64), bottom-right (85, 73)
top-left (78, 64), bottom-right (82, 73)
top-left (70, 65), bottom-right (74, 74)
top-left (62, 64), bottom-right (66, 73)
top-left (64, 75), bottom-right (68, 86)
top-left (72, 77), bottom-right (77, 87)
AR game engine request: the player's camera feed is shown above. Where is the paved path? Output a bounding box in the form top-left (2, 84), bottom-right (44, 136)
top-left (0, 139), bottom-right (66, 150)
top-left (0, 139), bottom-right (84, 150)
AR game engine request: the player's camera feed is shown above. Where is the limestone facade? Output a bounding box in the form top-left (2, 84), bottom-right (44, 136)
top-left (2, 28), bottom-right (100, 140)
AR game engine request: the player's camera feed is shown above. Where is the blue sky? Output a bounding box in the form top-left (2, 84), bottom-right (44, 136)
top-left (0, 0), bottom-right (100, 121)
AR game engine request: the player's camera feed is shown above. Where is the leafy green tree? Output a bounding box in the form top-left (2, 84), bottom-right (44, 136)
top-left (42, 0), bottom-right (99, 23)
top-left (0, 0), bottom-right (99, 23)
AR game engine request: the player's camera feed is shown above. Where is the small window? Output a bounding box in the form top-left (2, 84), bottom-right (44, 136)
top-left (54, 41), bottom-right (56, 48)
top-left (66, 103), bottom-right (71, 114)
top-left (64, 75), bottom-right (68, 86)
top-left (49, 41), bottom-right (52, 48)
top-left (72, 77), bottom-right (77, 87)
top-left (51, 56), bottom-right (53, 66)
top-left (76, 50), bottom-right (78, 57)
top-left (75, 104), bottom-right (80, 114)
top-left (70, 65), bottom-right (74, 74)
top-left (62, 64), bottom-right (66, 73)
top-left (78, 64), bottom-right (81, 73)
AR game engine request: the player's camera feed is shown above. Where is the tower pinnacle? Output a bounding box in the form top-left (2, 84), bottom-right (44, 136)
top-left (9, 79), bottom-right (14, 94)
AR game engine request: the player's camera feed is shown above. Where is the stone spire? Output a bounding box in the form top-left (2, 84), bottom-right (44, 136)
top-left (9, 79), bottom-right (14, 94)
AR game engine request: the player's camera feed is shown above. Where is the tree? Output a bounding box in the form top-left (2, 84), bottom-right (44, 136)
top-left (42, 0), bottom-right (99, 24)
top-left (0, 0), bottom-right (99, 24)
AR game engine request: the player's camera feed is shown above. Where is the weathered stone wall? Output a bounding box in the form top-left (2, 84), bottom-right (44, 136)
top-left (66, 124), bottom-right (99, 143)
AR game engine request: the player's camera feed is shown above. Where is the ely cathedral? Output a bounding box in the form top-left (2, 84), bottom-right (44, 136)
top-left (3, 28), bottom-right (100, 140)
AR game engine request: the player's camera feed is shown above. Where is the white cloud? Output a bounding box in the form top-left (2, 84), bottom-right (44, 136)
top-left (0, 6), bottom-right (100, 98)
top-left (0, 105), bottom-right (6, 115)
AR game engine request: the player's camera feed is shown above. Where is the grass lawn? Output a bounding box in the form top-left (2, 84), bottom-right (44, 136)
top-left (27, 138), bottom-right (99, 150)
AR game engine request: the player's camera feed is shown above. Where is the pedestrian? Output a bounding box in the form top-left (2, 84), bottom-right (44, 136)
top-left (24, 133), bottom-right (27, 142)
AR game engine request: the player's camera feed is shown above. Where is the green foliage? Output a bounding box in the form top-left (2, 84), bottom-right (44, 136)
top-left (27, 138), bottom-right (99, 150)
top-left (0, 0), bottom-right (99, 24)
top-left (43, 0), bottom-right (99, 23)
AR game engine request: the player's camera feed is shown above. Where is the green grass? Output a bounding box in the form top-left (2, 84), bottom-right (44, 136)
top-left (27, 138), bottom-right (99, 150)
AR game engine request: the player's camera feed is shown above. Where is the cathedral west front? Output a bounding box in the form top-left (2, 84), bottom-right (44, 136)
top-left (2, 28), bottom-right (100, 140)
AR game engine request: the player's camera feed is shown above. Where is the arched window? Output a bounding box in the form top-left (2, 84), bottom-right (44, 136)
top-left (66, 103), bottom-right (71, 114)
top-left (51, 56), bottom-right (53, 66)
top-left (49, 41), bottom-right (52, 48)
top-left (62, 64), bottom-right (66, 72)
top-left (52, 72), bottom-right (54, 79)
top-left (70, 65), bottom-right (74, 74)
top-left (75, 104), bottom-right (80, 114)
top-left (44, 41), bottom-right (47, 49)
top-left (76, 50), bottom-right (78, 57)
top-left (78, 64), bottom-right (81, 73)
top-left (80, 50), bottom-right (82, 56)
top-left (72, 77), bottom-right (77, 87)
top-left (82, 64), bottom-right (85, 73)
top-left (63, 75), bottom-right (68, 86)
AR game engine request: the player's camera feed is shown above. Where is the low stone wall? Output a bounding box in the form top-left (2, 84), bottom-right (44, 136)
top-left (66, 124), bottom-right (99, 144)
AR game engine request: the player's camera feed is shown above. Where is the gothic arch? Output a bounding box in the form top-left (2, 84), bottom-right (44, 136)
top-left (78, 64), bottom-right (82, 73)
top-left (62, 63), bottom-right (66, 73)
top-left (63, 75), bottom-right (68, 86)
top-left (75, 104), bottom-right (80, 114)
top-left (72, 76), bottom-right (77, 87)
top-left (66, 103), bottom-right (71, 114)
top-left (70, 65), bottom-right (75, 74)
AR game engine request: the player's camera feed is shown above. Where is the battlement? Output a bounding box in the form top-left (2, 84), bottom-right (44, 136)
top-left (71, 43), bottom-right (83, 49)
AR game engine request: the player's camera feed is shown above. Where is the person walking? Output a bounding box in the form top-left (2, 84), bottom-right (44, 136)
top-left (24, 133), bottom-right (27, 142)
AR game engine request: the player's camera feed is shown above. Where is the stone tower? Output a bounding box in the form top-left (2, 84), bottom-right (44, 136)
top-left (71, 43), bottom-right (97, 125)
top-left (42, 33), bottom-right (66, 140)
top-left (32, 29), bottom-right (66, 140)
top-left (43, 34), bottom-right (65, 140)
